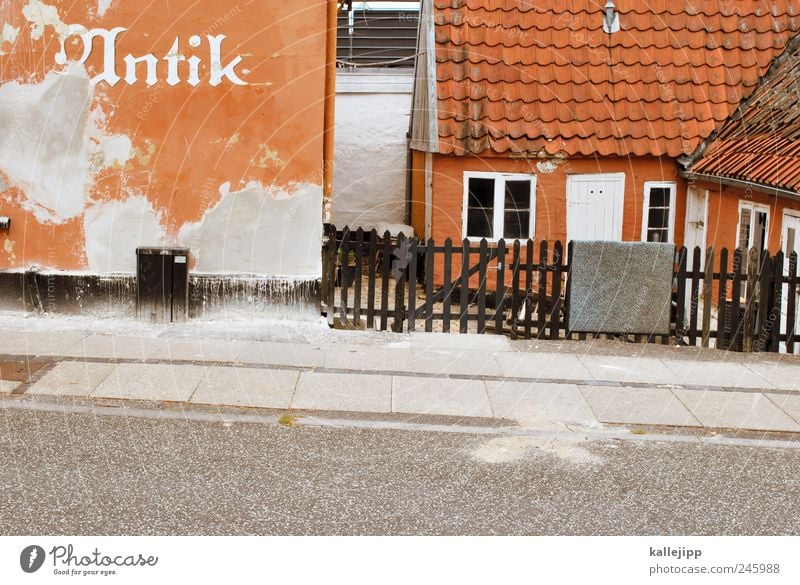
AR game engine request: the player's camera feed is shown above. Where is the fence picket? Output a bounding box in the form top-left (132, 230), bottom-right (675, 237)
top-left (379, 231), bottom-right (391, 331)
top-left (340, 227), bottom-right (351, 327)
top-left (742, 247), bottom-right (760, 352)
top-left (756, 251), bottom-right (773, 352)
top-left (730, 248), bottom-right (744, 350)
top-left (367, 230), bottom-right (377, 329)
top-left (702, 246), bottom-right (714, 347)
top-left (495, 240), bottom-right (506, 335)
top-left (718, 248), bottom-right (729, 348)
top-left (477, 238), bottom-right (488, 334)
top-left (788, 252), bottom-right (797, 354)
top-left (424, 238), bottom-right (434, 333)
top-left (460, 239), bottom-right (470, 334)
top-left (537, 241), bottom-right (548, 337)
top-left (770, 251), bottom-right (784, 353)
top-left (353, 228), bottom-right (364, 327)
top-left (323, 224), bottom-right (337, 326)
top-left (407, 237), bottom-right (417, 332)
top-left (443, 239), bottom-right (453, 333)
top-left (393, 233), bottom-right (407, 333)
top-left (675, 246), bottom-right (687, 343)
top-left (551, 241), bottom-right (564, 339)
top-left (511, 240), bottom-right (521, 340)
top-left (689, 246), bottom-right (701, 345)
top-left (524, 239), bottom-right (534, 339)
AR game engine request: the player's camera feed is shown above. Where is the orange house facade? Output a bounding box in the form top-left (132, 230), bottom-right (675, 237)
top-left (0, 0), bottom-right (338, 317)
top-left (408, 0), bottom-right (800, 285)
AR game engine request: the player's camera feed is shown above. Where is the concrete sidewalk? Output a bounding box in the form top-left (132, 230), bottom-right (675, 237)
top-left (1, 316), bottom-right (799, 435)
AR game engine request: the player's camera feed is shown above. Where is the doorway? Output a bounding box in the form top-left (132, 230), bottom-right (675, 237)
top-left (566, 173), bottom-right (625, 242)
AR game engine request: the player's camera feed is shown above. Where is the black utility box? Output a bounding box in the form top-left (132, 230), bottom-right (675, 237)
top-left (136, 247), bottom-right (190, 323)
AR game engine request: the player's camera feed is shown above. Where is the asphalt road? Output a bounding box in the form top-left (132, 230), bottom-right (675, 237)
top-left (1, 404), bottom-right (799, 535)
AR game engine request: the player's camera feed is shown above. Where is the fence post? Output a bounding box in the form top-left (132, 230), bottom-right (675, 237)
top-left (551, 241), bottom-right (564, 340)
top-left (340, 227), bottom-right (351, 327)
top-left (730, 248), bottom-right (744, 350)
top-left (524, 239), bottom-right (534, 339)
top-left (495, 239), bottom-right (506, 335)
top-left (564, 241), bottom-right (573, 339)
top-left (743, 247), bottom-right (759, 352)
top-left (756, 251), bottom-right (773, 352)
top-left (393, 233), bottom-right (407, 333)
top-left (322, 223), bottom-right (337, 326)
top-left (702, 246), bottom-right (714, 348)
top-left (718, 248), bottom-right (729, 348)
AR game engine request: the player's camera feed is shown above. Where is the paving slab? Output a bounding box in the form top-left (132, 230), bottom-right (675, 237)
top-left (765, 394), bottom-right (800, 425)
top-left (661, 359), bottom-right (774, 389)
top-left (486, 381), bottom-right (597, 427)
top-left (91, 363), bottom-right (206, 402)
top-left (0, 331), bottom-right (88, 357)
top-left (581, 386), bottom-right (702, 428)
top-left (412, 349), bottom-right (502, 377)
top-left (325, 346), bottom-right (413, 372)
top-left (578, 355), bottom-right (676, 385)
top-left (63, 335), bottom-right (167, 361)
top-left (392, 377), bottom-right (492, 418)
top-left (189, 367), bottom-right (298, 409)
top-left (674, 389), bottom-right (800, 432)
top-left (409, 332), bottom-right (512, 351)
top-left (237, 341), bottom-right (327, 368)
top-left (291, 372), bottom-right (391, 413)
top-left (743, 362), bottom-right (800, 392)
top-left (147, 339), bottom-right (249, 363)
top-left (494, 352), bottom-right (593, 381)
top-left (27, 362), bottom-right (115, 397)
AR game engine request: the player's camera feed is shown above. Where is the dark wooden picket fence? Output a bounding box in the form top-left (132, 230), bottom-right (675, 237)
top-left (321, 224), bottom-right (800, 354)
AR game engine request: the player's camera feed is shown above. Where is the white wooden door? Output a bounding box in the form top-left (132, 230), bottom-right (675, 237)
top-left (782, 213), bottom-right (800, 351)
top-left (566, 173), bottom-right (625, 242)
top-left (685, 187), bottom-right (708, 268)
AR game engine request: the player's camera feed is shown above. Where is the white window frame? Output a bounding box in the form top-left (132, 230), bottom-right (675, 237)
top-left (737, 200), bottom-right (770, 251)
top-left (462, 172), bottom-right (537, 242)
top-left (641, 181), bottom-right (677, 243)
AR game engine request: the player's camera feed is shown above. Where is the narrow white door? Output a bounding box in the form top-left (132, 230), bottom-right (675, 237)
top-left (782, 213), bottom-right (800, 351)
top-left (685, 187), bottom-right (708, 268)
top-left (566, 173), bottom-right (625, 242)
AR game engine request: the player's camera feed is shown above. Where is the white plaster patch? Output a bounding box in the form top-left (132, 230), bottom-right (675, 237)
top-left (536, 159), bottom-right (564, 174)
top-left (0, 23), bottom-right (20, 55)
top-left (84, 196), bottom-right (165, 273)
top-left (471, 436), bottom-right (604, 466)
top-left (178, 182), bottom-right (323, 277)
top-left (3, 238), bottom-right (16, 261)
top-left (0, 65), bottom-right (134, 222)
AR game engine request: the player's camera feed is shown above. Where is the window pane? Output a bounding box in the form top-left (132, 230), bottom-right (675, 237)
top-left (468, 178), bottom-right (494, 207)
top-left (648, 208), bottom-right (669, 230)
top-left (504, 210), bottom-right (529, 239)
top-left (739, 207), bottom-right (752, 248)
top-left (649, 187), bottom-right (670, 208)
top-left (467, 207), bottom-right (493, 238)
top-left (504, 180), bottom-right (530, 210)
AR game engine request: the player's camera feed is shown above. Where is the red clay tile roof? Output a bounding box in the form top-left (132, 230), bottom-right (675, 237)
top-left (433, 0), bottom-right (800, 157)
top-left (691, 39), bottom-right (800, 192)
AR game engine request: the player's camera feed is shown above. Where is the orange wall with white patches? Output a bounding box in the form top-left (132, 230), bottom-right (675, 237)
top-left (0, 0), bottom-right (327, 277)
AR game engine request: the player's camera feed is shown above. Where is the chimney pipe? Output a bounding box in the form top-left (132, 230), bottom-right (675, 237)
top-left (603, 0), bottom-right (620, 33)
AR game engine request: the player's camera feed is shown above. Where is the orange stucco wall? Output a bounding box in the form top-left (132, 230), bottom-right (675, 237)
top-left (696, 180), bottom-right (800, 255)
top-left (0, 0), bottom-right (327, 276)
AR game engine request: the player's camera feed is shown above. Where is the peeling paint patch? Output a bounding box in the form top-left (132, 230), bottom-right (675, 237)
top-left (179, 182), bottom-right (322, 276)
top-left (536, 159), bottom-right (566, 174)
top-left (97, 0), bottom-right (114, 18)
top-left (255, 144), bottom-right (283, 168)
top-left (22, 0), bottom-right (70, 41)
top-left (3, 239), bottom-right (16, 262)
top-left (84, 196), bottom-right (165, 273)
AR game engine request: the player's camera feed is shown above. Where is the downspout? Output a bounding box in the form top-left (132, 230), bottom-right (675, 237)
top-left (322, 0), bottom-right (338, 224)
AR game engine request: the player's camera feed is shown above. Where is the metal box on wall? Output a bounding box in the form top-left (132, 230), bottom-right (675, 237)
top-left (136, 247), bottom-right (190, 323)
